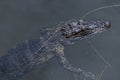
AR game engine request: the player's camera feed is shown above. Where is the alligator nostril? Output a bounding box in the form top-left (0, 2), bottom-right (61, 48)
top-left (104, 21), bottom-right (111, 29)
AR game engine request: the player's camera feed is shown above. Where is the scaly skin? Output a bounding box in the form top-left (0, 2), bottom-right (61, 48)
top-left (0, 19), bottom-right (111, 80)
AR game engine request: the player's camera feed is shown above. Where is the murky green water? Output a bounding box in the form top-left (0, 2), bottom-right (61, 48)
top-left (0, 0), bottom-right (120, 80)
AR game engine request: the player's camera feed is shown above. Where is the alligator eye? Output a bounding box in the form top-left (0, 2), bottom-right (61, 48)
top-left (80, 28), bottom-right (90, 36)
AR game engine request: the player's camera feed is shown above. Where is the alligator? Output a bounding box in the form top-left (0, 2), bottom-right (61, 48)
top-left (0, 19), bottom-right (111, 80)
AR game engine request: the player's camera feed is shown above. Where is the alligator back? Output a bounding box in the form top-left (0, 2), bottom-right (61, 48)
top-left (0, 32), bottom-right (54, 80)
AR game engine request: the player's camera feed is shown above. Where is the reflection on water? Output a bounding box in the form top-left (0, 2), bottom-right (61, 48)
top-left (0, 0), bottom-right (120, 80)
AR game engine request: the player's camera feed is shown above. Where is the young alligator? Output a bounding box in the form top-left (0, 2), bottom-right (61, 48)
top-left (0, 19), bottom-right (111, 80)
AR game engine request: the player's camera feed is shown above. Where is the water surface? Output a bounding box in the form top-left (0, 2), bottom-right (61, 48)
top-left (0, 0), bottom-right (120, 80)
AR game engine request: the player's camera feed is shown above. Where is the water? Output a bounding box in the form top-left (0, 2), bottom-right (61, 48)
top-left (0, 0), bottom-right (120, 80)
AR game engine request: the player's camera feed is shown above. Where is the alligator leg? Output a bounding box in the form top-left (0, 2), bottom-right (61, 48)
top-left (54, 43), bottom-right (96, 79)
